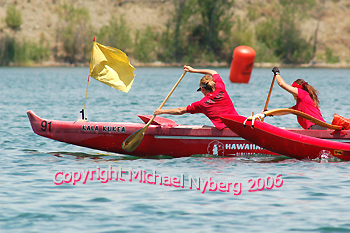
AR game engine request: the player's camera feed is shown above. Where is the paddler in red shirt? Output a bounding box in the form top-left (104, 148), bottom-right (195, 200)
top-left (272, 67), bottom-right (326, 130)
top-left (154, 65), bottom-right (238, 130)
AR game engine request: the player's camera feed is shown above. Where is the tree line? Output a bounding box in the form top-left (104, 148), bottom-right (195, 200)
top-left (0, 0), bottom-right (340, 66)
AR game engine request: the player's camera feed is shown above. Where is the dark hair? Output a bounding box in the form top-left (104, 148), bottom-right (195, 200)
top-left (200, 74), bottom-right (215, 92)
top-left (294, 79), bottom-right (320, 108)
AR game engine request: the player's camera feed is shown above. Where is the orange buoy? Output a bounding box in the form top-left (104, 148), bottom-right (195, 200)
top-left (229, 46), bottom-right (256, 83)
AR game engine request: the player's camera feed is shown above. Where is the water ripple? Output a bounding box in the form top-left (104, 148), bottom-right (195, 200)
top-left (1, 67), bottom-right (350, 232)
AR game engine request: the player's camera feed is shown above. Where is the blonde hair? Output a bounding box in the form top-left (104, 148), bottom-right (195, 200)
top-left (200, 74), bottom-right (215, 92)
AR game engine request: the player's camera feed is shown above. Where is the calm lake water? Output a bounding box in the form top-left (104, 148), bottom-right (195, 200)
top-left (1, 66), bottom-right (350, 232)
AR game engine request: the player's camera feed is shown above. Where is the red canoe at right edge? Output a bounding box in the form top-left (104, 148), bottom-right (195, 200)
top-left (221, 115), bottom-right (350, 161)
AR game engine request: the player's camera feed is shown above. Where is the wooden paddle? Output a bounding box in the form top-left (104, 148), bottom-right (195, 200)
top-left (261, 74), bottom-right (276, 122)
top-left (264, 74), bottom-right (276, 111)
top-left (122, 71), bottom-right (187, 152)
top-left (263, 108), bottom-right (342, 130)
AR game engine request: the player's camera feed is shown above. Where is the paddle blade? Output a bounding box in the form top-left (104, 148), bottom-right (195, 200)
top-left (122, 128), bottom-right (147, 152)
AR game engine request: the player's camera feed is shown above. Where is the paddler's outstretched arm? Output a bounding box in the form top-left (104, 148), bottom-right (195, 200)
top-left (154, 107), bottom-right (187, 116)
top-left (273, 67), bottom-right (298, 97)
top-left (183, 65), bottom-right (217, 76)
top-left (154, 66), bottom-right (218, 117)
top-left (270, 67), bottom-right (297, 116)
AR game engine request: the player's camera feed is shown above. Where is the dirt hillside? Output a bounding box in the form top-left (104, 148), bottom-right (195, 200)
top-left (0, 0), bottom-right (349, 66)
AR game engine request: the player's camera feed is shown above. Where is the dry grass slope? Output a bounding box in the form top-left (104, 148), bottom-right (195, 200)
top-left (0, 0), bottom-right (349, 66)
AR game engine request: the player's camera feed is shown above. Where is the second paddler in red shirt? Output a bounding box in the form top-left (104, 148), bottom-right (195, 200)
top-left (272, 67), bottom-right (326, 130)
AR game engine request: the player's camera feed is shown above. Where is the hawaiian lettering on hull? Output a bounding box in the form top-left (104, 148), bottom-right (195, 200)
top-left (206, 140), bottom-right (264, 156)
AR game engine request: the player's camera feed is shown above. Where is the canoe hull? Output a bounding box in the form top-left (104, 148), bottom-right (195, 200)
top-left (27, 111), bottom-right (276, 158)
top-left (221, 115), bottom-right (350, 161)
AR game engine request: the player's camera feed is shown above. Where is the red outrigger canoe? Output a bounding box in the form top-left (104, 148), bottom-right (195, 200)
top-left (221, 115), bottom-right (350, 161)
top-left (27, 110), bottom-right (276, 158)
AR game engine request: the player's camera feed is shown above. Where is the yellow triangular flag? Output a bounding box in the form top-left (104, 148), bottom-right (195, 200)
top-left (89, 41), bottom-right (135, 93)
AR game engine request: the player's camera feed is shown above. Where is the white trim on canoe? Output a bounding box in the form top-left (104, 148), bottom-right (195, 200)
top-left (153, 136), bottom-right (350, 143)
top-left (154, 136), bottom-right (245, 140)
top-left (327, 139), bottom-right (350, 143)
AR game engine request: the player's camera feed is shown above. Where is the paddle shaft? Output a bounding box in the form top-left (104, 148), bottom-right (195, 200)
top-left (264, 74), bottom-right (276, 111)
top-left (145, 71), bottom-right (187, 125)
top-left (158, 71), bottom-right (187, 109)
top-left (122, 71), bottom-right (187, 152)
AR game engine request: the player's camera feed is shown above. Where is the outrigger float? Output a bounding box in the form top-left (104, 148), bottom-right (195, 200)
top-left (27, 110), bottom-right (276, 158)
top-left (221, 110), bottom-right (350, 161)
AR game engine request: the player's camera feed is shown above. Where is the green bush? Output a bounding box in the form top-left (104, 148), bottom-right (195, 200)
top-left (181, 42), bottom-right (201, 64)
top-left (255, 16), bottom-right (313, 64)
top-left (230, 18), bottom-right (254, 47)
top-left (325, 47), bottom-right (339, 64)
top-left (254, 42), bottom-right (279, 63)
top-left (5, 5), bottom-right (23, 30)
top-left (276, 19), bottom-right (313, 63)
top-left (157, 21), bottom-right (176, 62)
top-left (57, 4), bottom-right (94, 64)
top-left (0, 33), bottom-right (50, 66)
top-left (0, 34), bottom-right (15, 65)
top-left (98, 16), bottom-right (132, 53)
top-left (247, 5), bottom-right (261, 21)
top-left (157, 0), bottom-right (198, 63)
top-left (177, 0), bottom-right (233, 63)
top-left (133, 26), bottom-right (157, 63)
top-left (255, 18), bottom-right (279, 50)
